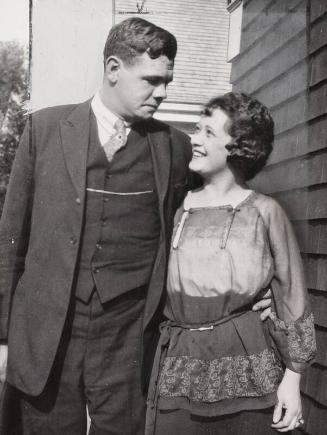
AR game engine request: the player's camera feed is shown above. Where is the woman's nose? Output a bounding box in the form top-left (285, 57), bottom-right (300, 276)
top-left (190, 133), bottom-right (201, 146)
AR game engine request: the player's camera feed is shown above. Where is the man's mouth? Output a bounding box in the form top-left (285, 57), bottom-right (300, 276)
top-left (144, 104), bottom-right (158, 110)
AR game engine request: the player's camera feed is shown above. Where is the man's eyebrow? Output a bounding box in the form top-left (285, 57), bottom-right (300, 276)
top-left (144, 75), bottom-right (173, 83)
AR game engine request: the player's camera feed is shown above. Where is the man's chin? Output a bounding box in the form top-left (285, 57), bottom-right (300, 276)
top-left (143, 104), bottom-right (160, 115)
top-left (143, 112), bottom-right (155, 119)
top-left (136, 111), bottom-right (155, 121)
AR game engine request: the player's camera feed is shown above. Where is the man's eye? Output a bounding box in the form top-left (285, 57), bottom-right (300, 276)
top-left (147, 78), bottom-right (159, 85)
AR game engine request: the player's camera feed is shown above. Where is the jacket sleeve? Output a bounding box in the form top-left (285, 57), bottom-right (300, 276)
top-left (0, 115), bottom-right (35, 339)
top-left (263, 198), bottom-right (316, 373)
top-left (169, 127), bottom-right (192, 211)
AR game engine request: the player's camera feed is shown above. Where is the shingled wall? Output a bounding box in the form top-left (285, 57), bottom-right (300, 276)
top-left (230, 1), bottom-right (327, 433)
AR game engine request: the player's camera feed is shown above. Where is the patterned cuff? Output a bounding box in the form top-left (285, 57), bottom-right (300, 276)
top-left (269, 312), bottom-right (316, 364)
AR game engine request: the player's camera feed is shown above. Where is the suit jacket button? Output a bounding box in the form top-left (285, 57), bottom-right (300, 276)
top-left (75, 198), bottom-right (81, 204)
top-left (70, 237), bottom-right (77, 245)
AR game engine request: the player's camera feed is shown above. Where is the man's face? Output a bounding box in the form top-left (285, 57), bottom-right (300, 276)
top-left (113, 52), bottom-right (174, 122)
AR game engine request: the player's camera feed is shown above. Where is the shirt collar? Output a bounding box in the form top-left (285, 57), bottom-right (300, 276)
top-left (91, 91), bottom-right (120, 132)
top-left (91, 91), bottom-right (131, 132)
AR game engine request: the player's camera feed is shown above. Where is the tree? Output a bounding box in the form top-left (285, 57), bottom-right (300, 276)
top-left (0, 41), bottom-right (28, 215)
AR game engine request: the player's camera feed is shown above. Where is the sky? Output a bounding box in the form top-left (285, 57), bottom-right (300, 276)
top-left (0, 0), bottom-right (29, 43)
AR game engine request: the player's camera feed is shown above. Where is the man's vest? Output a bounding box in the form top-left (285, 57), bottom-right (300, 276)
top-left (74, 113), bottom-right (161, 303)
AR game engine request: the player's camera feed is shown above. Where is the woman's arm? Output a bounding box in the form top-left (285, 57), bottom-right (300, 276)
top-left (271, 368), bottom-right (302, 432)
top-left (262, 197), bottom-right (316, 372)
top-left (260, 197), bottom-right (316, 431)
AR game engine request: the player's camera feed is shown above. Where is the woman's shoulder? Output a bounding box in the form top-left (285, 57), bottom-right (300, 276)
top-left (251, 191), bottom-right (281, 208)
top-left (251, 191), bottom-right (291, 226)
top-left (173, 201), bottom-right (187, 222)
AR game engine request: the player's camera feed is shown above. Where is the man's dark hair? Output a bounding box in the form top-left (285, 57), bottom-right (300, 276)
top-left (103, 18), bottom-right (177, 66)
top-left (203, 92), bottom-right (274, 181)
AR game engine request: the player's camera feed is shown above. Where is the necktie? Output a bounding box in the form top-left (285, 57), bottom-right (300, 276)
top-left (103, 118), bottom-right (127, 162)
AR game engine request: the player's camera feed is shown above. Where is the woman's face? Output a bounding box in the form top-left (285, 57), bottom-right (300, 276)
top-left (189, 108), bottom-right (232, 179)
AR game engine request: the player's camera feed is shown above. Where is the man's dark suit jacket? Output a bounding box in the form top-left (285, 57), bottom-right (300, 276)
top-left (0, 100), bottom-right (192, 396)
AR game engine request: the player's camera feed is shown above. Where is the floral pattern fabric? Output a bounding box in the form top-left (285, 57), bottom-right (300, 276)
top-left (269, 312), bottom-right (316, 363)
top-left (159, 348), bottom-right (284, 402)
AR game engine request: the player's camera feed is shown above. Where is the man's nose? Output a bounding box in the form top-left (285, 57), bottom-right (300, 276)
top-left (153, 84), bottom-right (167, 100)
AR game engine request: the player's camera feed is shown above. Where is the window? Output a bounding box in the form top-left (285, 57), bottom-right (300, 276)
top-left (227, 0), bottom-right (243, 61)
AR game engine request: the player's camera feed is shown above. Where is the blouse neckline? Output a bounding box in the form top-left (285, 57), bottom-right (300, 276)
top-left (183, 190), bottom-right (257, 212)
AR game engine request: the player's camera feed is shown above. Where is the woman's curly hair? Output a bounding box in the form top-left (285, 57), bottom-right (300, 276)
top-left (202, 92), bottom-right (274, 181)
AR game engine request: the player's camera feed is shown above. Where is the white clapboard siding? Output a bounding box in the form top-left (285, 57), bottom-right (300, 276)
top-left (115, 0), bottom-right (232, 104)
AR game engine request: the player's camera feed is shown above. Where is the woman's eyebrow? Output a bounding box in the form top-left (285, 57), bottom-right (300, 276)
top-left (205, 125), bottom-right (217, 135)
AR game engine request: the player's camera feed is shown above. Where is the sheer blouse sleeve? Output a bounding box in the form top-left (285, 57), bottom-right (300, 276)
top-left (260, 197), bottom-right (316, 373)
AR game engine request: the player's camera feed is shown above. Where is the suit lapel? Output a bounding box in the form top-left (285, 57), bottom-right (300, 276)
top-left (59, 100), bottom-right (91, 202)
top-left (60, 104), bottom-right (172, 211)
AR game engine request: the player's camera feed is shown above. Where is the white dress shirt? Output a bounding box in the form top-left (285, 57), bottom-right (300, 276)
top-left (91, 91), bottom-right (131, 146)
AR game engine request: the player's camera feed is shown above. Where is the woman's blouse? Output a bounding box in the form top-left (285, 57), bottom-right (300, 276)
top-left (152, 191), bottom-right (316, 417)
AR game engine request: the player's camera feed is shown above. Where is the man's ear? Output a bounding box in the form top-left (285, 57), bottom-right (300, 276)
top-left (104, 56), bottom-right (122, 84)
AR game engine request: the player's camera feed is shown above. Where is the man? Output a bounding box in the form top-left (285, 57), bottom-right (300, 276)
top-left (0, 18), bottom-right (270, 435)
top-left (0, 18), bottom-right (190, 435)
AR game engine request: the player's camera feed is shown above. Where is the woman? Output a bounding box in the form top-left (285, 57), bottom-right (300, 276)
top-left (146, 93), bottom-right (316, 435)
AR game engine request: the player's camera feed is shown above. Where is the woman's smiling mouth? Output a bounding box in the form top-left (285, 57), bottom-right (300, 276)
top-left (192, 149), bottom-right (207, 158)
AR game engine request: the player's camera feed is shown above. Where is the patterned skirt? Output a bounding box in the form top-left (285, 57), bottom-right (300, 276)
top-left (145, 311), bottom-right (284, 435)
